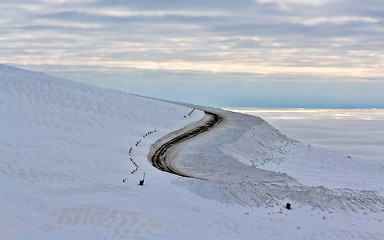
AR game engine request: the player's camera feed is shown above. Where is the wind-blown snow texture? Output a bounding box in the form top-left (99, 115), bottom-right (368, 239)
top-left (1, 64), bottom-right (383, 239)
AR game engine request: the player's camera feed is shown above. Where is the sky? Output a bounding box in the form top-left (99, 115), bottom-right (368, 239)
top-left (1, 0), bottom-right (383, 108)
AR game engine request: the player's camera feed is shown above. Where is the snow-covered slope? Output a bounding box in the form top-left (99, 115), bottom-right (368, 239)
top-left (1, 64), bottom-right (383, 239)
top-left (219, 113), bottom-right (384, 192)
top-left (0, 64), bottom-right (205, 239)
top-left (173, 109), bottom-right (384, 208)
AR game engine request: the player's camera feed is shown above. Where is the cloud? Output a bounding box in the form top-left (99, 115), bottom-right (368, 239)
top-left (299, 16), bottom-right (380, 26)
top-left (255, 0), bottom-right (336, 9)
top-left (80, 8), bottom-right (229, 18)
top-left (1, 0), bottom-right (383, 81)
top-left (39, 0), bottom-right (97, 4)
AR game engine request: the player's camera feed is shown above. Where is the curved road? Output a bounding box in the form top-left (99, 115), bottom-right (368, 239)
top-left (150, 111), bottom-right (222, 178)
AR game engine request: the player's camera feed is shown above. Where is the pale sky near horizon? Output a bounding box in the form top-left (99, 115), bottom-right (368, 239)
top-left (1, 0), bottom-right (383, 108)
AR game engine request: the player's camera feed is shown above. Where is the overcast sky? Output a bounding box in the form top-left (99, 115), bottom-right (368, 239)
top-left (1, 0), bottom-right (383, 107)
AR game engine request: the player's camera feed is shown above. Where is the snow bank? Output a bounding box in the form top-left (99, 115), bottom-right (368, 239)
top-left (174, 109), bottom-right (384, 209)
top-left (227, 108), bottom-right (384, 166)
top-left (220, 118), bottom-right (384, 192)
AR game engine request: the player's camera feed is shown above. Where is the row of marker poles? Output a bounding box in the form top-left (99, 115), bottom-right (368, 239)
top-left (124, 108), bottom-right (194, 185)
top-left (123, 130), bottom-right (157, 185)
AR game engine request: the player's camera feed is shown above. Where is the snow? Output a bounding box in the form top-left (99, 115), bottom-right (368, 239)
top-left (1, 64), bottom-right (383, 239)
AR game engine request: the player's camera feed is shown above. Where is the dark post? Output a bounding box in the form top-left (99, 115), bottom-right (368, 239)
top-left (139, 173), bottom-right (146, 186)
top-left (286, 203), bottom-right (291, 210)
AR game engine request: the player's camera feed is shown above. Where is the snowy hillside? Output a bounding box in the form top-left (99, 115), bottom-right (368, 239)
top-left (1, 64), bottom-right (383, 239)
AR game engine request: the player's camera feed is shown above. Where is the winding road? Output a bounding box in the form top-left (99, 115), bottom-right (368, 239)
top-left (150, 110), bottom-right (222, 178)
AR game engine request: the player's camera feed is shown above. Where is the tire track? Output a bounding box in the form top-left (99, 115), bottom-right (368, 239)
top-left (150, 111), bottom-right (222, 178)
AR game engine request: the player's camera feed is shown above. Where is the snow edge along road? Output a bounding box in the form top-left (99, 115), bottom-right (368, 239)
top-left (149, 110), bottom-right (223, 179)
